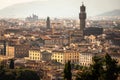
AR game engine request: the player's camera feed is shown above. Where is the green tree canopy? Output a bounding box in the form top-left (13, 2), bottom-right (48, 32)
top-left (0, 69), bottom-right (40, 80)
top-left (76, 53), bottom-right (120, 80)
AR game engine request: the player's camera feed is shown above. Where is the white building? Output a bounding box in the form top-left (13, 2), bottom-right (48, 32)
top-left (79, 52), bottom-right (96, 67)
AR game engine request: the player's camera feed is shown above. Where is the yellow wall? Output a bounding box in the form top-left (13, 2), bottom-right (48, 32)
top-left (6, 46), bottom-right (15, 58)
top-left (29, 50), bottom-right (41, 61)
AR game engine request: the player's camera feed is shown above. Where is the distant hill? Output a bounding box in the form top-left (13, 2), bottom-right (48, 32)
top-left (0, 0), bottom-right (79, 18)
top-left (98, 9), bottom-right (120, 16)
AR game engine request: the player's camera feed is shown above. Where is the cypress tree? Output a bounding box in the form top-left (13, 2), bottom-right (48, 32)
top-left (64, 61), bottom-right (72, 80)
top-left (9, 59), bottom-right (14, 69)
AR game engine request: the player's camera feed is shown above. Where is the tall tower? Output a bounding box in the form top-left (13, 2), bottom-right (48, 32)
top-left (79, 2), bottom-right (86, 31)
top-left (3, 40), bottom-right (6, 55)
top-left (46, 16), bottom-right (51, 29)
top-left (51, 23), bottom-right (55, 35)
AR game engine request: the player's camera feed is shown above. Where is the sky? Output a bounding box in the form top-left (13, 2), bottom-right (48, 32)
top-left (0, 0), bottom-right (36, 9)
top-left (0, 0), bottom-right (120, 18)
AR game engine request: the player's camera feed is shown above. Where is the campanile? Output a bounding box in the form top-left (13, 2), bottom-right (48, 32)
top-left (79, 3), bottom-right (86, 31)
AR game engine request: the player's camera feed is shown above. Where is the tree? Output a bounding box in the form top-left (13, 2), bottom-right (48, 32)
top-left (0, 60), bottom-right (41, 80)
top-left (0, 63), bottom-right (6, 80)
top-left (90, 56), bottom-right (104, 80)
top-left (76, 54), bottom-right (120, 80)
top-left (64, 61), bottom-right (72, 80)
top-left (76, 70), bottom-right (93, 80)
top-left (3, 71), bottom-right (16, 80)
top-left (76, 56), bottom-right (104, 80)
top-left (16, 70), bottom-right (40, 80)
top-left (0, 69), bottom-right (40, 80)
top-left (102, 53), bottom-right (119, 80)
top-left (9, 59), bottom-right (14, 69)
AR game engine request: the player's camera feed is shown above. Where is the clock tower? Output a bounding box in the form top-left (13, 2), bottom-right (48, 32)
top-left (79, 3), bottom-right (86, 31)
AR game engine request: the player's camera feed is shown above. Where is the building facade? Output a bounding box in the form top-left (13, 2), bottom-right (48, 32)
top-left (79, 52), bottom-right (95, 66)
top-left (51, 50), bottom-right (79, 64)
top-left (51, 50), bottom-right (64, 64)
top-left (64, 50), bottom-right (79, 64)
top-left (29, 48), bottom-right (41, 61)
top-left (6, 45), bottom-right (15, 58)
top-left (14, 44), bottom-right (30, 58)
top-left (41, 51), bottom-right (52, 61)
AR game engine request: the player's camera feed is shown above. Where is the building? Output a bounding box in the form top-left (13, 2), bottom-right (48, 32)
top-left (25, 14), bottom-right (38, 22)
top-left (6, 45), bottom-right (15, 58)
top-left (79, 52), bottom-right (93, 66)
top-left (106, 31), bottom-right (120, 46)
top-left (85, 35), bottom-right (96, 43)
top-left (49, 35), bottom-right (68, 46)
top-left (0, 40), bottom-right (7, 55)
top-left (46, 17), bottom-right (51, 29)
top-left (40, 35), bottom-right (52, 46)
top-left (51, 50), bottom-right (79, 64)
top-left (40, 35), bottom-right (69, 47)
top-left (0, 55), bottom-right (12, 62)
top-left (41, 51), bottom-right (52, 61)
top-left (79, 3), bottom-right (86, 31)
top-left (44, 61), bottom-right (64, 70)
top-left (83, 27), bottom-right (103, 36)
top-left (14, 44), bottom-right (30, 58)
top-left (64, 50), bottom-right (79, 64)
top-left (68, 30), bottom-right (83, 44)
top-left (5, 28), bottom-right (21, 34)
top-left (112, 38), bottom-right (120, 46)
top-left (29, 48), bottom-right (41, 61)
top-left (24, 60), bottom-right (44, 70)
top-left (79, 52), bottom-right (120, 67)
top-left (51, 50), bottom-right (64, 64)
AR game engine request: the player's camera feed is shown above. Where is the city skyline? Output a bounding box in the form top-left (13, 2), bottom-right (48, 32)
top-left (0, 2), bottom-right (120, 80)
top-left (0, 0), bottom-right (120, 18)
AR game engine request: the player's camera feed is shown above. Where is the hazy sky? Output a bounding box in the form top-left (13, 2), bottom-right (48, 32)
top-left (0, 0), bottom-right (37, 9)
top-left (0, 0), bottom-right (120, 18)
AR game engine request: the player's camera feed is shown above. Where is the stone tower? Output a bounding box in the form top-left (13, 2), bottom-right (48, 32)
top-left (46, 16), bottom-right (51, 29)
top-left (79, 3), bottom-right (86, 31)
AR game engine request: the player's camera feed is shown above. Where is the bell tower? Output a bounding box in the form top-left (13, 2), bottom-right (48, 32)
top-left (79, 2), bottom-right (86, 31)
top-left (46, 16), bottom-right (51, 29)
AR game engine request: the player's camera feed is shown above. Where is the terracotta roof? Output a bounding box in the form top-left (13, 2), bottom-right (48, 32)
top-left (40, 36), bottom-right (51, 40)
